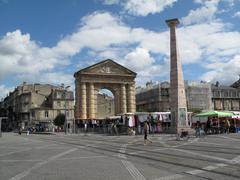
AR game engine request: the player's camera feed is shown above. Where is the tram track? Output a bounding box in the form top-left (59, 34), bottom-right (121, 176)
top-left (29, 135), bottom-right (240, 179)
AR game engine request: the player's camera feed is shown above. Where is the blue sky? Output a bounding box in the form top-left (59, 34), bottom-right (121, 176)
top-left (0, 0), bottom-right (240, 99)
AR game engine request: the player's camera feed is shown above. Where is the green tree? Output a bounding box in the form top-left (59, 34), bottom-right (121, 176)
top-left (53, 114), bottom-right (65, 127)
top-left (190, 108), bottom-right (202, 115)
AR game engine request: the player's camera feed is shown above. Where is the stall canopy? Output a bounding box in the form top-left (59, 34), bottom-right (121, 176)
top-left (195, 111), bottom-right (233, 117)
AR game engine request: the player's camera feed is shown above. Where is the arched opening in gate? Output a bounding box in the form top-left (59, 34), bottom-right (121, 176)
top-left (97, 88), bottom-right (115, 119)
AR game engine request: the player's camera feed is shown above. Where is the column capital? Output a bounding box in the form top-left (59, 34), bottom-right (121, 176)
top-left (166, 18), bottom-right (180, 27)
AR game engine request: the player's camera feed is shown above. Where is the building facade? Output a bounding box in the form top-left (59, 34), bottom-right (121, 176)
top-left (185, 81), bottom-right (212, 111)
top-left (136, 80), bottom-right (240, 112)
top-left (96, 93), bottom-right (115, 119)
top-left (0, 83), bottom-right (74, 131)
top-left (212, 80), bottom-right (240, 111)
top-left (136, 81), bottom-right (170, 112)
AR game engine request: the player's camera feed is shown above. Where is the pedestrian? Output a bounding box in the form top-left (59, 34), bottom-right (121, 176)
top-left (113, 122), bottom-right (119, 136)
top-left (110, 122), bottom-right (114, 135)
top-left (195, 121), bottom-right (201, 137)
top-left (144, 121), bottom-right (152, 145)
top-left (27, 128), bottom-right (30, 136)
top-left (225, 120), bottom-right (230, 134)
top-left (84, 121), bottom-right (88, 135)
top-left (206, 119), bottom-right (211, 134)
top-left (18, 128), bottom-right (22, 135)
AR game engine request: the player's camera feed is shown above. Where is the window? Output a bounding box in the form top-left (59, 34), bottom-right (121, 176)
top-left (224, 91), bottom-right (229, 97)
top-left (24, 97), bottom-right (29, 103)
top-left (57, 101), bottom-right (61, 107)
top-left (32, 111), bottom-right (35, 118)
top-left (57, 110), bottom-right (61, 115)
top-left (65, 101), bottom-right (69, 107)
top-left (56, 92), bottom-right (62, 99)
top-left (232, 91), bottom-right (236, 98)
top-left (66, 110), bottom-right (69, 117)
top-left (61, 93), bottom-right (65, 99)
top-left (45, 111), bottom-right (48, 118)
top-left (214, 91), bottom-right (220, 97)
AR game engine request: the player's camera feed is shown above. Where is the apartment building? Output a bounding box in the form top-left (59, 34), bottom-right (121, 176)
top-left (1, 83), bottom-right (74, 131)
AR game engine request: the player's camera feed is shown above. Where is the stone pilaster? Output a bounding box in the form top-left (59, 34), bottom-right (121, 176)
top-left (80, 82), bottom-right (87, 119)
top-left (166, 18), bottom-right (189, 133)
top-left (121, 84), bottom-right (127, 114)
top-left (89, 83), bottom-right (95, 119)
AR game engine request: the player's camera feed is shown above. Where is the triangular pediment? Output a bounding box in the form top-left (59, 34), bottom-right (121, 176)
top-left (75, 59), bottom-right (136, 76)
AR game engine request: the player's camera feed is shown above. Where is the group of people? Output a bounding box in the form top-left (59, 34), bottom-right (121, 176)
top-left (18, 127), bottom-right (33, 135)
top-left (195, 118), bottom-right (231, 137)
top-left (206, 119), bottom-right (231, 134)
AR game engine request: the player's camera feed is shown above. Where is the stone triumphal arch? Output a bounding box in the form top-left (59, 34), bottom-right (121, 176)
top-left (74, 59), bottom-right (137, 120)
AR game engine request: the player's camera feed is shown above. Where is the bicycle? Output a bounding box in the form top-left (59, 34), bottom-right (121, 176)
top-left (176, 129), bottom-right (189, 141)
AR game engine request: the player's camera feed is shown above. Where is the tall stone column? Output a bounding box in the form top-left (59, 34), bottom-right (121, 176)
top-left (121, 84), bottom-right (127, 114)
top-left (166, 18), bottom-right (189, 133)
top-left (75, 79), bottom-right (80, 119)
top-left (80, 82), bottom-right (87, 119)
top-left (127, 83), bottom-right (136, 113)
top-left (89, 83), bottom-right (95, 119)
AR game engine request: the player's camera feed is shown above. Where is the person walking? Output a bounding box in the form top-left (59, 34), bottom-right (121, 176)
top-left (18, 128), bottom-right (22, 135)
top-left (144, 121), bottom-right (152, 145)
top-left (113, 122), bottom-right (119, 136)
top-left (225, 120), bottom-right (230, 134)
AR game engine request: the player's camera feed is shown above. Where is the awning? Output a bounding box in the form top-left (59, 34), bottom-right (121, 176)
top-left (232, 115), bottom-right (240, 119)
top-left (195, 111), bottom-right (233, 117)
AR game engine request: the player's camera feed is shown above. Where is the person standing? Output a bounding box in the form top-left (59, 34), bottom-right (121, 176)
top-left (144, 121), bottom-right (152, 145)
top-left (195, 121), bottom-right (201, 137)
top-left (84, 121), bottom-right (88, 135)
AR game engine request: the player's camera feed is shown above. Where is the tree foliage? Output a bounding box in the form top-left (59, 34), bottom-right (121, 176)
top-left (53, 113), bottom-right (65, 127)
top-left (190, 108), bottom-right (202, 114)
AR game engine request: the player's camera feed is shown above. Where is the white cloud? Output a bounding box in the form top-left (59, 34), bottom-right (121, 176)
top-left (0, 30), bottom-right (69, 80)
top-left (0, 85), bottom-right (13, 100)
top-left (181, 0), bottom-right (220, 26)
top-left (54, 12), bottom-right (132, 54)
top-left (201, 55), bottom-right (240, 84)
top-left (16, 72), bottom-right (74, 87)
top-left (178, 22), bottom-right (240, 62)
top-left (124, 48), bottom-right (155, 71)
top-left (101, 0), bottom-right (178, 16)
top-left (123, 0), bottom-right (178, 16)
top-left (101, 0), bottom-right (119, 5)
top-left (233, 11), bottom-right (240, 18)
top-left (222, 0), bottom-right (238, 7)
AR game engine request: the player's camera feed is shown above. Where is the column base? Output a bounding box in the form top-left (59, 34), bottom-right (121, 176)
top-left (165, 126), bottom-right (193, 134)
top-left (165, 126), bottom-right (177, 134)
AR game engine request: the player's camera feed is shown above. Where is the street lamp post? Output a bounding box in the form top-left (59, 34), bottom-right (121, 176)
top-left (0, 117), bottom-right (2, 138)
